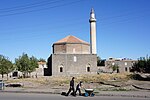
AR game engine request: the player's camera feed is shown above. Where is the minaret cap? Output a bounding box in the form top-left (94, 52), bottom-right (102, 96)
top-left (89, 8), bottom-right (96, 22)
top-left (91, 8), bottom-right (95, 14)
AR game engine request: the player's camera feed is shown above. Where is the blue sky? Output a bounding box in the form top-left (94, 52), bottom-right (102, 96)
top-left (0, 0), bottom-right (150, 62)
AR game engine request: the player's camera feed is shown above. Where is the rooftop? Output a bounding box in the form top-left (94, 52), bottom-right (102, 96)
top-left (54, 35), bottom-right (89, 45)
top-left (38, 61), bottom-right (46, 65)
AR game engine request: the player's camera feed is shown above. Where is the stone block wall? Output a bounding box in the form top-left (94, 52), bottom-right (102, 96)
top-left (48, 54), bottom-right (97, 76)
top-left (53, 43), bottom-right (90, 54)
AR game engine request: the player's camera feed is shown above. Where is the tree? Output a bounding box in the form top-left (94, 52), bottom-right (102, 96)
top-left (97, 56), bottom-right (101, 66)
top-left (0, 55), bottom-right (13, 80)
top-left (132, 56), bottom-right (150, 73)
top-left (97, 56), bottom-right (105, 66)
top-left (15, 53), bottom-right (29, 78)
top-left (0, 55), bottom-right (5, 79)
top-left (4, 59), bottom-right (14, 80)
top-left (15, 53), bottom-right (38, 78)
top-left (28, 56), bottom-right (38, 74)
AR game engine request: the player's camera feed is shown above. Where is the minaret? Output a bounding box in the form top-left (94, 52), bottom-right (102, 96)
top-left (89, 8), bottom-right (97, 54)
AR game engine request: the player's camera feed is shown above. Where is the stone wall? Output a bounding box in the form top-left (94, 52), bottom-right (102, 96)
top-left (105, 60), bottom-right (136, 73)
top-left (53, 44), bottom-right (66, 54)
top-left (48, 54), bottom-right (97, 76)
top-left (53, 43), bottom-right (90, 54)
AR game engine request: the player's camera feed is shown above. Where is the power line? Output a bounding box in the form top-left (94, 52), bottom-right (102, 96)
top-left (0, 0), bottom-right (64, 13)
top-left (0, 11), bottom-right (149, 36)
top-left (0, 0), bottom-right (54, 10)
top-left (0, 0), bottom-right (83, 17)
top-left (0, 0), bottom-right (149, 40)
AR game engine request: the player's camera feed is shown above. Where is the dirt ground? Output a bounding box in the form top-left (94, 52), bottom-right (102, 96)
top-left (4, 73), bottom-right (150, 92)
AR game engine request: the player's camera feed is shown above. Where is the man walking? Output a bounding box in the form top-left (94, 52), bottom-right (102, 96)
top-left (66, 77), bottom-right (75, 96)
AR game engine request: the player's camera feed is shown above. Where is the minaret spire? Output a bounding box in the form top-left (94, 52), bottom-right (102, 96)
top-left (90, 8), bottom-right (96, 19)
top-left (89, 8), bottom-right (97, 54)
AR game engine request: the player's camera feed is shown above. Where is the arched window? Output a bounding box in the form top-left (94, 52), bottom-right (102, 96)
top-left (87, 67), bottom-right (90, 72)
top-left (74, 56), bottom-right (77, 62)
top-left (86, 64), bottom-right (91, 72)
top-left (60, 67), bottom-right (63, 72)
top-left (59, 64), bottom-right (63, 72)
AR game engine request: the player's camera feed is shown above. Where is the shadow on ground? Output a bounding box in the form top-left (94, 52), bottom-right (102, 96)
top-left (131, 74), bottom-right (150, 81)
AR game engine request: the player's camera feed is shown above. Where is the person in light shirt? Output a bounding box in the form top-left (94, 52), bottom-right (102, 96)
top-left (75, 81), bottom-right (83, 96)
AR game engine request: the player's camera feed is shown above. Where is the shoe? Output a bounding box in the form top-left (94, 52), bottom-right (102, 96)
top-left (73, 95), bottom-right (76, 97)
top-left (65, 94), bottom-right (68, 96)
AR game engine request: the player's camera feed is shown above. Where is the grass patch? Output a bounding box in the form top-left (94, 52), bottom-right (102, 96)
top-left (75, 73), bottom-right (130, 83)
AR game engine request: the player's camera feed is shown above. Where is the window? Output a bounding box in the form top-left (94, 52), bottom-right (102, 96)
top-left (86, 64), bottom-right (91, 72)
top-left (117, 69), bottom-right (120, 73)
top-left (74, 56), bottom-right (77, 62)
top-left (59, 64), bottom-right (63, 72)
top-left (112, 62), bottom-right (115, 65)
top-left (125, 62), bottom-right (127, 66)
top-left (125, 67), bottom-right (128, 72)
top-left (87, 67), bottom-right (90, 72)
top-left (129, 67), bottom-right (132, 72)
top-left (60, 67), bottom-right (63, 72)
top-left (12, 71), bottom-right (18, 77)
top-left (73, 48), bottom-right (76, 53)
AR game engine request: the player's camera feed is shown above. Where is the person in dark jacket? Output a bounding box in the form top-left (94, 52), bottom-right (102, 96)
top-left (66, 77), bottom-right (75, 96)
top-left (75, 81), bottom-right (83, 96)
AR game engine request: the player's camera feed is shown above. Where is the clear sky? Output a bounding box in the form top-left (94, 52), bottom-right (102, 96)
top-left (0, 0), bottom-right (150, 62)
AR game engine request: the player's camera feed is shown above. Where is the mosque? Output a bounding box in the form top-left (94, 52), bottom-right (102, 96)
top-left (46, 8), bottom-right (98, 76)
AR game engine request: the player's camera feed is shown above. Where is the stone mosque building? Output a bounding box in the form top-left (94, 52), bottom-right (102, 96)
top-left (46, 9), bottom-right (97, 76)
